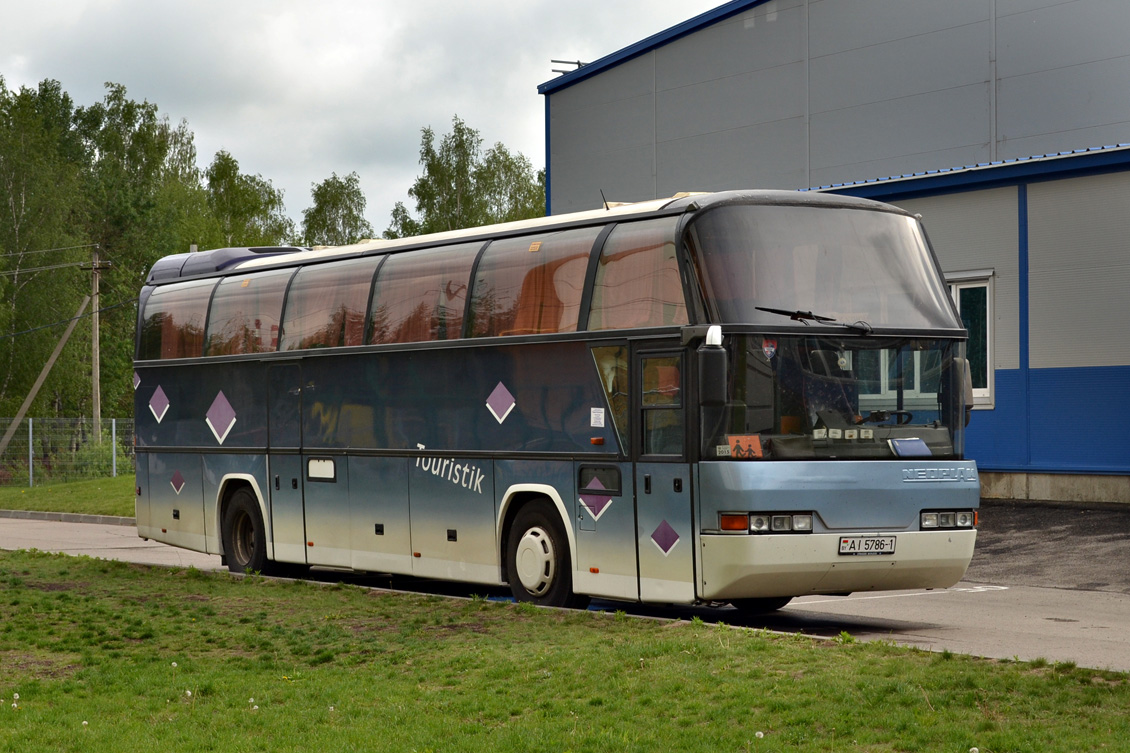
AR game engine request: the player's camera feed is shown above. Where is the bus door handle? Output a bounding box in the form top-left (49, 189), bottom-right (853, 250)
top-left (274, 475), bottom-right (279, 491)
top-left (644, 474), bottom-right (651, 494)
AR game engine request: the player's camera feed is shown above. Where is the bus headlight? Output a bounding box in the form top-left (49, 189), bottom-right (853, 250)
top-left (719, 512), bottom-right (815, 534)
top-left (921, 510), bottom-right (977, 530)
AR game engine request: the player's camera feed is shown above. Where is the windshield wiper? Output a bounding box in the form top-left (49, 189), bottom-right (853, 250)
top-left (755, 306), bottom-right (873, 334)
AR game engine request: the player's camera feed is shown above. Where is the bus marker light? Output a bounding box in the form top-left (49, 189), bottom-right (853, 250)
top-left (591, 437), bottom-right (604, 445)
top-left (720, 513), bottom-right (749, 531)
top-left (590, 567), bottom-right (600, 574)
top-left (413, 552), bottom-right (421, 558)
top-left (307, 541), bottom-right (314, 547)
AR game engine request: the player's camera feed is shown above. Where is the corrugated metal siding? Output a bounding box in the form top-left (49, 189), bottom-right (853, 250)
top-left (547, 0), bottom-right (1130, 213)
top-left (548, 54), bottom-right (658, 213)
top-left (1028, 172), bottom-right (1130, 369)
top-left (895, 188), bottom-right (1020, 371)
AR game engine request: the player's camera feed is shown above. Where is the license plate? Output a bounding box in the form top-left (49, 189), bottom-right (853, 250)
top-left (839, 535), bottom-right (896, 555)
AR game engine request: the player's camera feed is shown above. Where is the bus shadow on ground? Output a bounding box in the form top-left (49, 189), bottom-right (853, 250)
top-left (301, 566), bottom-right (926, 641)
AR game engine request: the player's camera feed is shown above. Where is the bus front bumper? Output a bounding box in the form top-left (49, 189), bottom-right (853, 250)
top-left (698, 529), bottom-right (977, 601)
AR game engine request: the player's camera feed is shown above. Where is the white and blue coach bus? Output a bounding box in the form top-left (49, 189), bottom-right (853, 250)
top-left (134, 190), bottom-right (978, 613)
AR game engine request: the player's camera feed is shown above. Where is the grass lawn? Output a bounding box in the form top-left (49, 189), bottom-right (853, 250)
top-left (0, 476), bottom-right (134, 517)
top-left (1, 549), bottom-right (1128, 752)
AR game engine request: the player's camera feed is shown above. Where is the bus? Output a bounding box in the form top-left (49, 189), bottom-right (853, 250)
top-left (133, 189), bottom-right (978, 612)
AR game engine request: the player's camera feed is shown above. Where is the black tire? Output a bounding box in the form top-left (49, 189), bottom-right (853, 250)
top-left (222, 487), bottom-right (269, 574)
top-left (730, 596), bottom-right (793, 615)
top-left (505, 500), bottom-right (588, 609)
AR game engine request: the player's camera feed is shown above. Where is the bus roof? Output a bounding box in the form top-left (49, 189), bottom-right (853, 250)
top-left (145, 189), bottom-right (907, 284)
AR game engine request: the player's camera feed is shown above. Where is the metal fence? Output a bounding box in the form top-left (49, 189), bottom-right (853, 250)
top-left (0, 418), bottom-right (134, 487)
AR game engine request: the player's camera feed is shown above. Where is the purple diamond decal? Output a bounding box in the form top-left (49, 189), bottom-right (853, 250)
top-left (579, 493), bottom-right (613, 521)
top-left (651, 520), bottom-right (680, 556)
top-left (205, 390), bottom-right (237, 444)
top-left (486, 382), bottom-right (516, 424)
top-left (170, 470), bottom-right (186, 495)
top-left (149, 385), bottom-right (170, 423)
top-left (133, 371), bottom-right (141, 390)
top-left (584, 477), bottom-right (607, 491)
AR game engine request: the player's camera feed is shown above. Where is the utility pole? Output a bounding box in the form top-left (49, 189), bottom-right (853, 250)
top-left (84, 245), bottom-right (110, 439)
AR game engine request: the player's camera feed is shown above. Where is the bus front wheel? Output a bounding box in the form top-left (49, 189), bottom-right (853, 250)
top-left (506, 501), bottom-right (588, 609)
top-left (222, 488), bottom-right (268, 574)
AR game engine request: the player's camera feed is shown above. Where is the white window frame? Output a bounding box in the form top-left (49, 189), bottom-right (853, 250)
top-left (946, 269), bottom-right (994, 409)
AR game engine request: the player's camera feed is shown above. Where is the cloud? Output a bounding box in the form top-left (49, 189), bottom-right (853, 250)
top-left (2, 0), bottom-right (723, 234)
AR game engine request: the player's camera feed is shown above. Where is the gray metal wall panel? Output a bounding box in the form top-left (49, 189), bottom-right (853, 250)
top-left (549, 54), bottom-right (657, 214)
top-left (997, 56), bottom-right (1130, 154)
top-left (996, 0), bottom-right (1130, 79)
top-left (811, 143), bottom-right (992, 191)
top-left (810, 22), bottom-right (989, 113)
top-left (895, 188), bottom-right (1021, 371)
top-left (656, 117), bottom-right (808, 195)
top-left (809, 0), bottom-right (988, 56)
top-left (656, 62), bottom-right (806, 142)
top-left (810, 84), bottom-right (990, 173)
top-left (1028, 172), bottom-right (1130, 369)
top-left (654, 2), bottom-right (805, 92)
top-left (547, 0), bottom-right (1130, 212)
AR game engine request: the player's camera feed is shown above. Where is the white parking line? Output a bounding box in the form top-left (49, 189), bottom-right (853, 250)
top-left (795, 584), bottom-right (1009, 606)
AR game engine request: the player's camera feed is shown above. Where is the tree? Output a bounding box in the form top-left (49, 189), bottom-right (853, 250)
top-left (478, 143), bottom-right (545, 224)
top-left (0, 77), bottom-right (88, 416)
top-left (384, 115), bottom-right (544, 239)
top-left (205, 150), bottom-right (294, 247)
top-left (301, 171), bottom-right (374, 246)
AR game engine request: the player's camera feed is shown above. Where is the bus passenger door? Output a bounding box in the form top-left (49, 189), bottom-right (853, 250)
top-left (633, 345), bottom-right (696, 604)
top-left (267, 364), bottom-right (307, 564)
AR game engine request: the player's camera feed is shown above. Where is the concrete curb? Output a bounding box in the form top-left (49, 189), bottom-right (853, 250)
top-left (0, 509), bottom-right (135, 526)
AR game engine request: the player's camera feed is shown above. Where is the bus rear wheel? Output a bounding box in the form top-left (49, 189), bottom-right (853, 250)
top-left (222, 488), bottom-right (269, 574)
top-left (506, 501), bottom-right (588, 609)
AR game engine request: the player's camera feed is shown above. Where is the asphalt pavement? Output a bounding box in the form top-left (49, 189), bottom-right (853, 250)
top-left (968, 498), bottom-right (1130, 593)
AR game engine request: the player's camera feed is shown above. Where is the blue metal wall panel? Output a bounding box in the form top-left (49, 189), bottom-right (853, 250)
top-left (1028, 366), bottom-right (1130, 473)
top-left (962, 369), bottom-right (1028, 471)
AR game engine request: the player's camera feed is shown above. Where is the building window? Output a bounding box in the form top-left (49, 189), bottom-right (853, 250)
top-left (947, 271), bottom-right (993, 408)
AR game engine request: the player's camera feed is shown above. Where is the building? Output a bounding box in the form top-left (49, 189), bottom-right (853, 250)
top-left (539, 0), bottom-right (1130, 502)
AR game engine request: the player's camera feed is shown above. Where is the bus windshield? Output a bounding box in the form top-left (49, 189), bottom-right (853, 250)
top-left (686, 204), bottom-right (961, 331)
top-left (701, 334), bottom-right (967, 460)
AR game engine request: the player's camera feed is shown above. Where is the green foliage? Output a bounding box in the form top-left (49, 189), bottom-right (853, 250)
top-left (384, 115), bottom-right (545, 239)
top-left (205, 150), bottom-right (294, 247)
top-left (0, 475), bottom-right (134, 516)
top-left (0, 77), bottom-right (295, 420)
top-left (301, 171), bottom-right (374, 246)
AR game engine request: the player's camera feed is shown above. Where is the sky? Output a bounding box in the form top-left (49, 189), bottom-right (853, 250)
top-left (1, 0), bottom-right (725, 236)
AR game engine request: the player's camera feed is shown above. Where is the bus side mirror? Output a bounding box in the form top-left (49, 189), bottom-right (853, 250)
top-left (698, 325), bottom-right (727, 408)
top-left (960, 358), bottom-right (973, 427)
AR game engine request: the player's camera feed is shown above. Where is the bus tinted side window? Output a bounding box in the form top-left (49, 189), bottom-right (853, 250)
top-left (138, 278), bottom-right (216, 359)
top-left (204, 269), bottom-right (293, 356)
top-left (368, 243), bottom-right (478, 344)
top-left (588, 218), bottom-right (687, 330)
top-left (279, 256), bottom-right (381, 350)
top-left (469, 228), bottom-right (599, 338)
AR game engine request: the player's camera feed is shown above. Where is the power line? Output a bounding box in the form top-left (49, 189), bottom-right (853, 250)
top-left (0, 261), bottom-right (90, 277)
top-left (0, 298), bottom-right (137, 342)
top-left (0, 243), bottom-right (99, 259)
